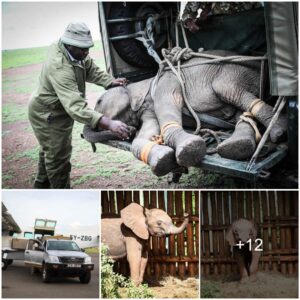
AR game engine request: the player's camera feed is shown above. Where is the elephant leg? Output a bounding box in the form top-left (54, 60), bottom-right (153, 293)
top-left (212, 81), bottom-right (287, 143)
top-left (126, 237), bottom-right (142, 285)
top-left (131, 109), bottom-right (178, 176)
top-left (249, 246), bottom-right (261, 280)
top-left (217, 113), bottom-right (257, 160)
top-left (235, 252), bottom-right (248, 282)
top-left (154, 73), bottom-right (206, 167)
top-left (138, 250), bottom-right (148, 284)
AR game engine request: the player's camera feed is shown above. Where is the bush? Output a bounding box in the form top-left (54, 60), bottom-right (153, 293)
top-left (101, 245), bottom-right (153, 298)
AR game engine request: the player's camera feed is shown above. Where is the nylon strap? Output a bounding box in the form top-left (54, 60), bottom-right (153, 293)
top-left (248, 98), bottom-right (265, 116)
top-left (160, 121), bottom-right (182, 137)
top-left (140, 142), bottom-right (157, 164)
top-left (237, 112), bottom-right (262, 143)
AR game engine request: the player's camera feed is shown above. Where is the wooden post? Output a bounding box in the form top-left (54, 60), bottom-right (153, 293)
top-left (216, 192), bottom-right (226, 275)
top-left (175, 191), bottom-right (186, 279)
top-left (102, 191), bottom-right (109, 213)
top-left (268, 191), bottom-right (278, 272)
top-left (261, 191), bottom-right (269, 272)
top-left (195, 191), bottom-right (199, 277)
top-left (278, 191), bottom-right (287, 274)
top-left (167, 192), bottom-right (176, 276)
top-left (158, 191), bottom-right (167, 277)
top-left (202, 192), bottom-right (210, 276)
top-left (223, 192), bottom-right (231, 274)
top-left (211, 192), bottom-right (219, 275)
top-left (185, 191), bottom-right (193, 277)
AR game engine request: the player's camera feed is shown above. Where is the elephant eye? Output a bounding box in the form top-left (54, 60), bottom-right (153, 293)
top-left (157, 220), bottom-right (162, 226)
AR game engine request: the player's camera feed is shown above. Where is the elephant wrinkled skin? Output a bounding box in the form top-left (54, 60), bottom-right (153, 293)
top-left (226, 218), bottom-right (261, 282)
top-left (83, 50), bottom-right (287, 176)
top-left (101, 202), bottom-right (189, 285)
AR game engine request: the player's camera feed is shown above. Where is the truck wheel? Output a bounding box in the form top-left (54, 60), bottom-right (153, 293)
top-left (7, 259), bottom-right (13, 265)
top-left (42, 265), bottom-right (51, 283)
top-left (2, 259), bottom-right (8, 270)
top-left (79, 271), bottom-right (91, 284)
top-left (108, 2), bottom-right (167, 68)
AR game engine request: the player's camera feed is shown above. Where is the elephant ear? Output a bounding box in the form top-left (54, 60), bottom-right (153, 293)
top-left (121, 203), bottom-right (149, 240)
top-left (251, 220), bottom-right (258, 240)
top-left (128, 78), bottom-right (152, 112)
top-left (225, 224), bottom-right (236, 246)
top-left (97, 87), bottom-right (130, 119)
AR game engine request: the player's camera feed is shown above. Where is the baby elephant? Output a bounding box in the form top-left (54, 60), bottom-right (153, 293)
top-left (226, 218), bottom-right (261, 282)
top-left (101, 202), bottom-right (189, 285)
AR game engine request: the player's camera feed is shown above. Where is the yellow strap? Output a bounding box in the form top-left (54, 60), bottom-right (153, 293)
top-left (160, 121), bottom-right (182, 137)
top-left (140, 121), bottom-right (182, 164)
top-left (140, 142), bottom-right (157, 164)
top-left (237, 112), bottom-right (261, 143)
top-left (248, 98), bottom-right (265, 116)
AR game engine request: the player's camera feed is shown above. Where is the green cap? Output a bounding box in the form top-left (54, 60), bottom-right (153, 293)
top-left (61, 22), bottom-right (94, 48)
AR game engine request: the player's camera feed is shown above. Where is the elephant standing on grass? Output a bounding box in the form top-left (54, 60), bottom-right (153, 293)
top-left (101, 203), bottom-right (189, 285)
top-left (226, 218), bottom-right (261, 282)
top-left (83, 50), bottom-right (287, 177)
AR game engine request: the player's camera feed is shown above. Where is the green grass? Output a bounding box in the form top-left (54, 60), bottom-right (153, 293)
top-left (2, 46), bottom-right (49, 69)
top-left (2, 40), bottom-right (103, 70)
top-left (2, 103), bottom-right (28, 124)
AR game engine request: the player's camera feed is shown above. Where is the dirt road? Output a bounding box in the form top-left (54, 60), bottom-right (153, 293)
top-left (1, 253), bottom-right (99, 298)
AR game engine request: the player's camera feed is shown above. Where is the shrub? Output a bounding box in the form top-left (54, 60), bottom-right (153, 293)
top-left (101, 245), bottom-right (153, 298)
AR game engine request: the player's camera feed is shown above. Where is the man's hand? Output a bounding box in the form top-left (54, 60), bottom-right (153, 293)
top-left (110, 77), bottom-right (128, 87)
top-left (184, 18), bottom-right (200, 33)
top-left (99, 116), bottom-right (130, 139)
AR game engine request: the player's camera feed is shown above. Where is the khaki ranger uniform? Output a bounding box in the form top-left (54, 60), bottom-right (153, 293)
top-left (29, 38), bottom-right (114, 188)
top-left (182, 2), bottom-right (262, 22)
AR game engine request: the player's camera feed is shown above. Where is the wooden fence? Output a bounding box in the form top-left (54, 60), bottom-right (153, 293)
top-left (101, 190), bottom-right (199, 279)
top-left (201, 191), bottom-right (298, 276)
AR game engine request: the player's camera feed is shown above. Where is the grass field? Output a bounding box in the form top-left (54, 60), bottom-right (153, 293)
top-left (2, 41), bottom-right (252, 189)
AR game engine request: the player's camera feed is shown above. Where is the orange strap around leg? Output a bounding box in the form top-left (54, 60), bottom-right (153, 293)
top-left (140, 142), bottom-right (157, 164)
top-left (160, 121), bottom-right (182, 137)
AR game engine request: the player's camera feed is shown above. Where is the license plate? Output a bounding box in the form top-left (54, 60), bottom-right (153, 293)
top-left (3, 253), bottom-right (8, 259)
top-left (67, 264), bottom-right (81, 268)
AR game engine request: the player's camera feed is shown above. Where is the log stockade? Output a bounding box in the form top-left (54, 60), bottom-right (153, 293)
top-left (101, 190), bottom-right (199, 279)
top-left (201, 191), bottom-right (298, 276)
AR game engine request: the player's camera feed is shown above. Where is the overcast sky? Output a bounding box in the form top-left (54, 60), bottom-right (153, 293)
top-left (2, 191), bottom-right (99, 233)
top-left (2, 2), bottom-right (100, 50)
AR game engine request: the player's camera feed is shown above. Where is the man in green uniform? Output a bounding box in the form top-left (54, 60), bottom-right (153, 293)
top-left (29, 22), bottom-right (130, 189)
top-left (182, 2), bottom-right (262, 32)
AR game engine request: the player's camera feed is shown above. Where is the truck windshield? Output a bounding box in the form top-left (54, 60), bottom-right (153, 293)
top-left (47, 241), bottom-right (80, 251)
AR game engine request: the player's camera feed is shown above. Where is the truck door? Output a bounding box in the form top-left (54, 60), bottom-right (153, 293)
top-left (24, 239), bottom-right (44, 268)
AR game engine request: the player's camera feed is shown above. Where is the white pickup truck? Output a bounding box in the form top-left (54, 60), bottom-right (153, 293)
top-left (24, 238), bottom-right (94, 283)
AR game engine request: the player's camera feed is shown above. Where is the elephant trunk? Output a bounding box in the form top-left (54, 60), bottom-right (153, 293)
top-left (82, 124), bottom-right (121, 143)
top-left (168, 213), bottom-right (189, 234)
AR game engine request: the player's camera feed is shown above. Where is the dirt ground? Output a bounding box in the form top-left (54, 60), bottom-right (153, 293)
top-left (202, 272), bottom-right (298, 298)
top-left (119, 276), bottom-right (199, 298)
top-left (2, 49), bottom-right (296, 189)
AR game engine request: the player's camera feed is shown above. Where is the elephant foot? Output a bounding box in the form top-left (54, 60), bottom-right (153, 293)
top-left (269, 114), bottom-right (287, 143)
top-left (217, 121), bottom-right (256, 160)
top-left (239, 276), bottom-right (250, 284)
top-left (164, 128), bottom-right (206, 166)
top-left (176, 135), bottom-right (206, 166)
top-left (148, 144), bottom-right (178, 177)
top-left (251, 103), bottom-right (287, 143)
top-left (132, 139), bottom-right (178, 177)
